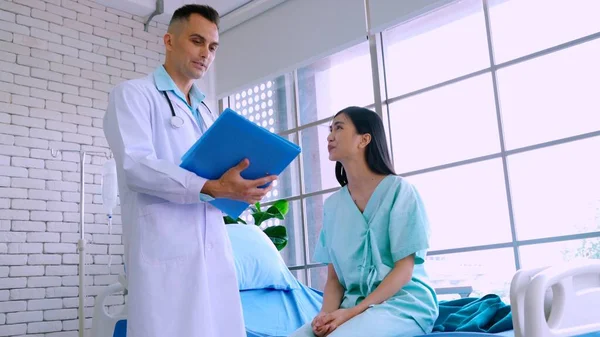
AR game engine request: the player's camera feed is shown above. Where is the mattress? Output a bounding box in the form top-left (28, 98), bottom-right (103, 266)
top-left (239, 283), bottom-right (600, 337)
top-left (416, 333), bottom-right (514, 337)
top-left (418, 331), bottom-right (600, 337)
top-left (240, 282), bottom-right (518, 337)
top-left (241, 281), bottom-right (322, 337)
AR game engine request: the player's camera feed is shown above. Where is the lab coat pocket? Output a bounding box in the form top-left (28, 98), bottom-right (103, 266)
top-left (139, 202), bottom-right (199, 264)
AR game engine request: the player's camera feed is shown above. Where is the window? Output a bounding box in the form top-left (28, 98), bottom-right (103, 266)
top-left (299, 123), bottom-right (338, 194)
top-left (388, 73), bottom-right (500, 173)
top-left (508, 137), bottom-right (600, 240)
top-left (426, 248), bottom-right (515, 302)
top-left (226, 77), bottom-right (304, 269)
top-left (382, 0), bottom-right (489, 97)
top-left (305, 192), bottom-right (333, 264)
top-left (228, 77), bottom-right (301, 203)
top-left (488, 0), bottom-right (600, 64)
top-left (229, 76), bottom-right (296, 134)
top-left (297, 41), bottom-right (373, 126)
top-left (223, 0), bottom-right (600, 295)
top-left (223, 40), bottom-right (374, 289)
top-left (381, 0), bottom-right (600, 298)
top-left (496, 39), bottom-right (600, 149)
top-left (520, 237), bottom-right (600, 269)
top-left (406, 159), bottom-right (511, 251)
top-left (308, 265), bottom-right (328, 292)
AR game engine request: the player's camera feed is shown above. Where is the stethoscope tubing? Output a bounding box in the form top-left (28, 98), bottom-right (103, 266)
top-left (161, 90), bottom-right (213, 129)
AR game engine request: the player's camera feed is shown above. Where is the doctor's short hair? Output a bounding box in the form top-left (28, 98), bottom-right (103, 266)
top-left (169, 4), bottom-right (220, 29)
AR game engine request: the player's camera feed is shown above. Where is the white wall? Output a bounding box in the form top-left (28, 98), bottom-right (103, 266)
top-left (0, 0), bottom-right (220, 335)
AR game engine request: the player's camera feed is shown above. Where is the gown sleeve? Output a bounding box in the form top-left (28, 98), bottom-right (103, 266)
top-left (388, 181), bottom-right (431, 264)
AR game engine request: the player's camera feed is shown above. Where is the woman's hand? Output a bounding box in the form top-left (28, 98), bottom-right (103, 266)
top-left (315, 308), bottom-right (358, 335)
top-left (311, 312), bottom-right (331, 337)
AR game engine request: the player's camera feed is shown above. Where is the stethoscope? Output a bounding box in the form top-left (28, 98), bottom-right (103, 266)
top-left (162, 91), bottom-right (213, 129)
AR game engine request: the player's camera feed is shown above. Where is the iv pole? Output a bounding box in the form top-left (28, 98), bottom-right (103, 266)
top-left (50, 148), bottom-right (112, 337)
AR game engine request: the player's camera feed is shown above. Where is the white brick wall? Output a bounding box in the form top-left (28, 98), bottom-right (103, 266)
top-left (0, 0), bottom-right (174, 336)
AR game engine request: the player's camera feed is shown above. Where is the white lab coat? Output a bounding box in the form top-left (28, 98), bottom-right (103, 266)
top-left (103, 73), bottom-right (245, 337)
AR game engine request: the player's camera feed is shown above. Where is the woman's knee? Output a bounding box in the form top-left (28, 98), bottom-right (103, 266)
top-left (288, 322), bottom-right (315, 337)
top-left (324, 310), bottom-right (424, 337)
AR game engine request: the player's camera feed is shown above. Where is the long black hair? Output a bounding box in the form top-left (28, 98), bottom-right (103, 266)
top-left (334, 106), bottom-right (396, 187)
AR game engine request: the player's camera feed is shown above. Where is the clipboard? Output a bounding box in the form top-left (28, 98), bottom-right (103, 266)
top-left (180, 108), bottom-right (301, 219)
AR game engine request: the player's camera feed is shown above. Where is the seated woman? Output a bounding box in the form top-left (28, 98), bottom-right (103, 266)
top-left (290, 107), bottom-right (438, 337)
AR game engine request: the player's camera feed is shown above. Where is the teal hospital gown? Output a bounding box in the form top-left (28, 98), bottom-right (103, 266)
top-left (290, 175), bottom-right (439, 337)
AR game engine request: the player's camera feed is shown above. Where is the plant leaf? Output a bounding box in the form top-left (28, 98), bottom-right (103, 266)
top-left (263, 225), bottom-right (286, 237)
top-left (263, 199), bottom-right (289, 220)
top-left (263, 225), bottom-right (288, 251)
top-left (252, 212), bottom-right (275, 227)
top-left (270, 237), bottom-right (288, 251)
top-left (266, 199), bottom-right (288, 216)
top-left (223, 215), bottom-right (238, 224)
top-left (223, 215), bottom-right (246, 224)
top-left (255, 202), bottom-right (261, 212)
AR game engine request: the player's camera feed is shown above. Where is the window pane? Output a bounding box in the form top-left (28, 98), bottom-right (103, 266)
top-left (520, 238), bottom-right (600, 270)
top-left (508, 137), bottom-right (600, 240)
top-left (291, 269), bottom-right (307, 286)
top-left (229, 74), bottom-right (297, 133)
top-left (297, 41), bottom-right (373, 126)
top-left (382, 0), bottom-right (489, 97)
top-left (300, 122), bottom-right (339, 194)
top-left (276, 200), bottom-right (305, 267)
top-left (489, 0), bottom-right (600, 64)
top-left (389, 74), bottom-right (500, 173)
top-left (262, 133), bottom-right (301, 203)
top-left (407, 159), bottom-right (512, 250)
top-left (497, 39), bottom-right (600, 150)
top-left (426, 248), bottom-right (515, 302)
top-left (309, 265), bottom-right (328, 291)
top-left (305, 192), bottom-right (334, 264)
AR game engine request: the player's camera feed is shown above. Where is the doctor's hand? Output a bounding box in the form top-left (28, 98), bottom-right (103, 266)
top-left (203, 159), bottom-right (277, 204)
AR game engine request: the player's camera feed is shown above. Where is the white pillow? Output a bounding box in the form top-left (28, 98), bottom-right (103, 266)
top-left (226, 224), bottom-right (299, 291)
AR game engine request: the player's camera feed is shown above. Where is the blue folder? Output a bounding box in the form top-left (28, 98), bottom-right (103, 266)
top-left (180, 108), bottom-right (301, 219)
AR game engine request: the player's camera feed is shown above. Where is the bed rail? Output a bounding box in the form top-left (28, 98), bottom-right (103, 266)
top-left (511, 259), bottom-right (600, 337)
top-left (90, 275), bottom-right (128, 337)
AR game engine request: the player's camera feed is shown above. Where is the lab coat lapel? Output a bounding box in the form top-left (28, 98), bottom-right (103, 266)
top-left (198, 103), bottom-right (215, 129)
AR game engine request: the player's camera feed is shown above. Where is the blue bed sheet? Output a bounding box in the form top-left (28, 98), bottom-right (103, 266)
top-left (241, 281), bottom-right (322, 337)
top-left (240, 281), bottom-right (517, 337)
top-left (240, 283), bottom-right (600, 337)
top-left (416, 333), bottom-right (513, 337)
top-left (417, 332), bottom-right (600, 337)
top-left (241, 280), bottom-right (517, 337)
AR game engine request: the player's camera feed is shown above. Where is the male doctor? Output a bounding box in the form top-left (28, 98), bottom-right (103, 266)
top-left (103, 4), bottom-right (277, 337)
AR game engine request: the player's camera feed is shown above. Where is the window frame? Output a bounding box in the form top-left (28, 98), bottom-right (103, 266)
top-left (219, 0), bottom-right (600, 290)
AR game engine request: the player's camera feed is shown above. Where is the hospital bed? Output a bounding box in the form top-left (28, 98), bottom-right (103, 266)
top-left (90, 224), bottom-right (600, 337)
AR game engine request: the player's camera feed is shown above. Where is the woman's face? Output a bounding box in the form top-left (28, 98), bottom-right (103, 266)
top-left (327, 113), bottom-right (367, 162)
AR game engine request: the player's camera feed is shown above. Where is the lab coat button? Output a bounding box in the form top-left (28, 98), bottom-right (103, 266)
top-left (207, 243), bottom-right (213, 250)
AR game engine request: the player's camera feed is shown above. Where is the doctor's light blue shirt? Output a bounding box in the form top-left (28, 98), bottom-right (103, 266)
top-left (153, 65), bottom-right (215, 202)
top-left (153, 65), bottom-right (208, 132)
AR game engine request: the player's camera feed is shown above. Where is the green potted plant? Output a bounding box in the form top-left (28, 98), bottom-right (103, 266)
top-left (223, 199), bottom-right (289, 251)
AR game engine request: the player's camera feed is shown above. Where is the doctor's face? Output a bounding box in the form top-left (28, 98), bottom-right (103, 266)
top-left (166, 14), bottom-right (219, 80)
